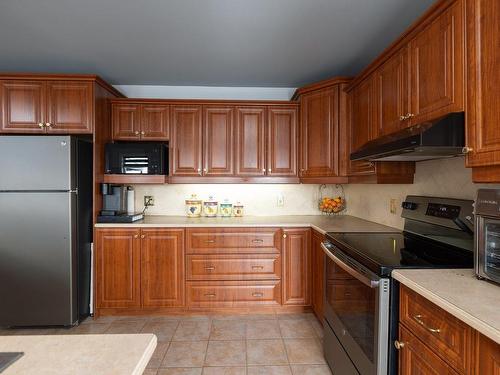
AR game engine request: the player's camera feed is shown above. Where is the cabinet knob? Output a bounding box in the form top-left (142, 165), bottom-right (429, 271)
top-left (45, 122), bottom-right (52, 128)
top-left (407, 113), bottom-right (415, 119)
top-left (141, 131), bottom-right (145, 135)
top-left (141, 234), bottom-right (145, 239)
top-left (394, 340), bottom-right (405, 350)
top-left (262, 168), bottom-right (266, 172)
top-left (197, 168), bottom-right (202, 175)
top-left (135, 131), bottom-right (139, 135)
top-left (134, 234), bottom-right (139, 239)
top-left (462, 147), bottom-right (473, 154)
top-left (399, 115), bottom-right (406, 121)
top-left (283, 233), bottom-right (287, 239)
top-left (38, 122), bottom-right (45, 128)
top-left (268, 168), bottom-right (272, 173)
top-left (203, 168), bottom-right (207, 172)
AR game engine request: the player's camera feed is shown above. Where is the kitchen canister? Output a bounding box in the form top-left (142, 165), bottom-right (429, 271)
top-left (219, 199), bottom-right (233, 217)
top-left (233, 202), bottom-right (244, 217)
top-left (126, 186), bottom-right (135, 214)
top-left (203, 196), bottom-right (218, 217)
top-left (185, 194), bottom-right (202, 218)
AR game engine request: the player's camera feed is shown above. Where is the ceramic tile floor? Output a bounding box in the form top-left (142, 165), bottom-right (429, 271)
top-left (0, 313), bottom-right (331, 375)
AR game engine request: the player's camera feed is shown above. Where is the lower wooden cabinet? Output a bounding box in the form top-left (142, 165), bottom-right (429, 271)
top-left (282, 228), bottom-right (311, 305)
top-left (311, 230), bottom-right (325, 321)
top-left (476, 333), bottom-right (500, 374)
top-left (95, 228), bottom-right (185, 311)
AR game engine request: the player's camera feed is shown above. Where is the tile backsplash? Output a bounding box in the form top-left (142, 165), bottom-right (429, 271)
top-left (132, 157), bottom-right (497, 229)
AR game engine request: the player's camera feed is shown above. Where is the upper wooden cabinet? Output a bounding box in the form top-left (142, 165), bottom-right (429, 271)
top-left (204, 106), bottom-right (235, 176)
top-left (267, 107), bottom-right (297, 176)
top-left (465, 0), bottom-right (500, 181)
top-left (235, 106), bottom-right (267, 176)
top-left (0, 78), bottom-right (96, 134)
top-left (170, 105), bottom-right (203, 176)
top-left (112, 101), bottom-right (169, 141)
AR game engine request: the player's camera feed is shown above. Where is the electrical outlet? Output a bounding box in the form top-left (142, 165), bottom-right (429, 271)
top-left (277, 194), bottom-right (284, 207)
top-left (144, 195), bottom-right (155, 207)
top-left (390, 198), bottom-right (397, 214)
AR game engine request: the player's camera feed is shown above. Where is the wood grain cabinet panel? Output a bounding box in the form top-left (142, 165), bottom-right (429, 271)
top-left (311, 230), bottom-right (325, 321)
top-left (95, 228), bottom-right (141, 309)
top-left (465, 0), bottom-right (500, 175)
top-left (141, 104), bottom-right (169, 140)
top-left (141, 228), bottom-right (184, 308)
top-left (282, 228), bottom-right (311, 305)
top-left (112, 103), bottom-right (141, 140)
top-left (476, 333), bottom-right (500, 375)
top-left (0, 80), bottom-right (45, 133)
top-left (45, 81), bottom-right (93, 133)
top-left (299, 88), bottom-right (338, 177)
top-left (374, 48), bottom-right (410, 136)
top-left (203, 106), bottom-right (235, 176)
top-left (170, 105), bottom-right (203, 176)
top-left (267, 106), bottom-right (297, 176)
top-left (398, 325), bottom-right (458, 375)
top-left (408, 0), bottom-right (464, 125)
top-left (235, 107), bottom-right (266, 176)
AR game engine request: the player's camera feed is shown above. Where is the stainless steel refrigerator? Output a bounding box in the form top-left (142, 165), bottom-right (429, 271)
top-left (0, 136), bottom-right (93, 327)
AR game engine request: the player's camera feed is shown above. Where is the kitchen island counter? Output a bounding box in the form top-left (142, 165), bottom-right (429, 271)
top-left (95, 214), bottom-right (399, 234)
top-left (393, 269), bottom-right (500, 344)
top-left (0, 333), bottom-right (156, 375)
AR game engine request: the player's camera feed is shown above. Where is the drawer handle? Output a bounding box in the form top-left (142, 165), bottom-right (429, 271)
top-left (251, 266), bottom-right (264, 270)
top-left (394, 340), bottom-right (405, 350)
top-left (204, 293), bottom-right (216, 297)
top-left (205, 239), bottom-right (216, 244)
top-left (204, 266), bottom-right (215, 271)
top-left (252, 292), bottom-right (264, 298)
top-left (252, 239), bottom-right (264, 243)
top-left (413, 314), bottom-right (441, 333)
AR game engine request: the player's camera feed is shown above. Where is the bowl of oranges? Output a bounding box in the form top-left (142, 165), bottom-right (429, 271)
top-left (318, 184), bottom-right (346, 215)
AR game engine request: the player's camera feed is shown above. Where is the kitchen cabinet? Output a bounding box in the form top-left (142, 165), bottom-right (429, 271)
top-left (311, 230), bottom-right (324, 322)
top-left (235, 106), bottom-right (267, 176)
top-left (465, 0), bottom-right (500, 182)
top-left (95, 228), bottom-right (142, 309)
top-left (476, 333), bottom-right (500, 374)
top-left (95, 228), bottom-right (185, 312)
top-left (203, 106), bottom-right (234, 176)
top-left (267, 106), bottom-right (297, 176)
top-left (170, 105), bottom-right (203, 176)
top-left (282, 228), bottom-right (311, 306)
top-left (112, 102), bottom-right (169, 141)
top-left (0, 79), bottom-right (93, 134)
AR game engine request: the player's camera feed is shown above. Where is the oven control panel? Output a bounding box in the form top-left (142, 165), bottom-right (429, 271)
top-left (425, 203), bottom-right (461, 219)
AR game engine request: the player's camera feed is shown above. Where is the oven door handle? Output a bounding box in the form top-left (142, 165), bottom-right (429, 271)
top-left (321, 243), bottom-right (380, 288)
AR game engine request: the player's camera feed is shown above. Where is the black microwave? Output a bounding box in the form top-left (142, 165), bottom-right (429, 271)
top-left (105, 142), bottom-right (168, 175)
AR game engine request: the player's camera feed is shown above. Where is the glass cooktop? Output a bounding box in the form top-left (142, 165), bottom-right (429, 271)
top-left (325, 231), bottom-right (474, 277)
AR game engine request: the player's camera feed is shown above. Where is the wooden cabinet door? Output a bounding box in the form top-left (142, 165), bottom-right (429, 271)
top-left (170, 105), bottom-right (203, 176)
top-left (398, 325), bottom-right (458, 375)
top-left (311, 231), bottom-right (324, 321)
top-left (235, 107), bottom-right (266, 176)
top-left (283, 228), bottom-right (311, 305)
top-left (141, 104), bottom-right (169, 140)
top-left (375, 48), bottom-right (410, 136)
top-left (203, 106), bottom-right (234, 176)
top-left (95, 229), bottom-right (141, 308)
top-left (348, 78), bottom-right (376, 176)
top-left (409, 0), bottom-right (464, 124)
top-left (300, 88), bottom-right (338, 177)
top-left (46, 81), bottom-right (93, 133)
top-left (0, 80), bottom-right (45, 133)
top-left (112, 103), bottom-right (141, 140)
top-left (141, 229), bottom-right (185, 308)
top-left (465, 0), bottom-right (500, 168)
top-left (267, 106), bottom-right (297, 176)
top-left (476, 333), bottom-right (500, 375)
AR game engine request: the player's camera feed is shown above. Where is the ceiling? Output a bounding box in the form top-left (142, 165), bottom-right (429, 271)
top-left (0, 0), bottom-right (435, 87)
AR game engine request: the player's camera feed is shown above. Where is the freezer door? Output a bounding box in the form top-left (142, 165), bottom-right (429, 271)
top-left (0, 192), bottom-right (77, 326)
top-left (0, 136), bottom-right (74, 191)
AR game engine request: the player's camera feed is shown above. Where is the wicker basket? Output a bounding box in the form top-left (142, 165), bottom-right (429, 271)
top-left (318, 184), bottom-right (346, 215)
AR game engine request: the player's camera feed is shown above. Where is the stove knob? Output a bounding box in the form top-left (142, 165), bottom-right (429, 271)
top-left (402, 201), bottom-right (418, 210)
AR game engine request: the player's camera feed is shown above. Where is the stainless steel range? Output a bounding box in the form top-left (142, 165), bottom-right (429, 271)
top-left (322, 196), bottom-right (475, 375)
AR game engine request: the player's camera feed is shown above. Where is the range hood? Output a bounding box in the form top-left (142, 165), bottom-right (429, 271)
top-left (350, 112), bottom-right (466, 162)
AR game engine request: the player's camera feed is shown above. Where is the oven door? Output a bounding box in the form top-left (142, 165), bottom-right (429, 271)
top-left (476, 216), bottom-right (500, 283)
top-left (322, 241), bottom-right (390, 375)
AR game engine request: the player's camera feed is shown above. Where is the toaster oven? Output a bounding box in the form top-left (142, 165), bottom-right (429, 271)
top-left (105, 142), bottom-right (168, 175)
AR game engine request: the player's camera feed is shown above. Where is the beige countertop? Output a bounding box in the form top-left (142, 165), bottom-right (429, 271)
top-left (95, 214), bottom-right (399, 234)
top-left (0, 333), bottom-right (156, 375)
top-left (392, 269), bottom-right (500, 344)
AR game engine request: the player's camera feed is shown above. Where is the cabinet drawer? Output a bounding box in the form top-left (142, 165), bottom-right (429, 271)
top-left (186, 254), bottom-right (281, 281)
top-left (186, 228), bottom-right (281, 254)
top-left (186, 281), bottom-right (281, 307)
top-left (400, 286), bottom-right (473, 374)
top-left (398, 325), bottom-right (458, 375)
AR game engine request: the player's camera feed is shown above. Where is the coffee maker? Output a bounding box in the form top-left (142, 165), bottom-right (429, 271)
top-left (97, 184), bottom-right (143, 223)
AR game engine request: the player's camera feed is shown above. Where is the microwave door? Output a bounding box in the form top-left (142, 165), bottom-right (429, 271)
top-left (322, 243), bottom-right (390, 375)
top-left (478, 217), bottom-right (500, 281)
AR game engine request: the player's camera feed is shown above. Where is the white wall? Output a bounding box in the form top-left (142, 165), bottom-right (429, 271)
top-left (114, 85), bottom-right (295, 100)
